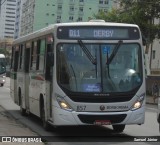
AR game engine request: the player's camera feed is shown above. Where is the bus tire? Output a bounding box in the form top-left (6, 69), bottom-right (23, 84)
top-left (19, 89), bottom-right (26, 116)
top-left (0, 84), bottom-right (3, 87)
top-left (112, 125), bottom-right (125, 133)
top-left (40, 97), bottom-right (51, 131)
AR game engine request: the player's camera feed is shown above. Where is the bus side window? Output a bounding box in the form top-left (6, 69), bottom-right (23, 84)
top-left (30, 41), bottom-right (37, 70)
top-left (11, 47), bottom-right (14, 69)
top-left (25, 49), bottom-right (30, 73)
top-left (36, 40), bottom-right (41, 70)
top-left (45, 43), bottom-right (53, 81)
top-left (24, 42), bottom-right (31, 73)
top-left (18, 44), bottom-right (24, 70)
top-left (39, 39), bottom-right (46, 71)
top-left (13, 47), bottom-right (19, 72)
top-left (35, 39), bottom-right (46, 71)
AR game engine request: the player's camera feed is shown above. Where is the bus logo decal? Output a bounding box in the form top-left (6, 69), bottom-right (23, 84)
top-left (100, 105), bottom-right (105, 111)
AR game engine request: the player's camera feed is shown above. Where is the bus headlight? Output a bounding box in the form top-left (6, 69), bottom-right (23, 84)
top-left (131, 93), bottom-right (145, 111)
top-left (56, 95), bottom-right (73, 112)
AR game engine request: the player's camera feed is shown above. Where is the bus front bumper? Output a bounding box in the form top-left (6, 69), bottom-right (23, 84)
top-left (52, 106), bottom-right (145, 126)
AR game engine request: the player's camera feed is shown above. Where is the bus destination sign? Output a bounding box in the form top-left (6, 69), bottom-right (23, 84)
top-left (57, 26), bottom-right (140, 40)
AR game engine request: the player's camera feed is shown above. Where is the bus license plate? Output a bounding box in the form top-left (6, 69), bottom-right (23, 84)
top-left (94, 120), bottom-right (111, 125)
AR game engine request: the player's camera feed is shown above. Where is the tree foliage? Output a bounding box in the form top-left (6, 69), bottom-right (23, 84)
top-left (94, 0), bottom-right (160, 47)
top-left (0, 48), bottom-right (9, 56)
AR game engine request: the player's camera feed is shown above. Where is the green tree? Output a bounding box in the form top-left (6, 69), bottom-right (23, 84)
top-left (94, 0), bottom-right (160, 53)
top-left (0, 48), bottom-right (9, 56)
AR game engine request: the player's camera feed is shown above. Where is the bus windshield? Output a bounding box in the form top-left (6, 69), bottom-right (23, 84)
top-left (0, 58), bottom-right (6, 75)
top-left (57, 43), bottom-right (142, 93)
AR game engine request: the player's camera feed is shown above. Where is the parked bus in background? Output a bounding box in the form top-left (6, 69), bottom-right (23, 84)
top-left (0, 54), bottom-right (6, 87)
top-left (10, 20), bottom-right (146, 132)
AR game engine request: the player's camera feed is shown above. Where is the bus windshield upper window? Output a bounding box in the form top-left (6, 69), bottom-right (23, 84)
top-left (57, 43), bottom-right (142, 93)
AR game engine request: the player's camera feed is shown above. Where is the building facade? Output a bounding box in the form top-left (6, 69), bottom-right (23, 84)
top-left (145, 18), bottom-right (160, 76)
top-left (0, 0), bottom-right (17, 39)
top-left (14, 0), bottom-right (24, 39)
top-left (19, 0), bottom-right (113, 36)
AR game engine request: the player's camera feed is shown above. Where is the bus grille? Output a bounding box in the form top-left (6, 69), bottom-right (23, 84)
top-left (78, 114), bottom-right (127, 124)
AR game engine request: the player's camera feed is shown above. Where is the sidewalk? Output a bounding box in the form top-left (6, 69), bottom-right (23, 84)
top-left (0, 105), bottom-right (44, 145)
top-left (0, 78), bottom-right (44, 145)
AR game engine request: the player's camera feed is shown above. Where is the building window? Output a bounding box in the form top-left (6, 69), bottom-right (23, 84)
top-left (69, 16), bottom-right (74, 21)
top-left (79, 7), bottom-right (83, 12)
top-left (99, 0), bottom-right (108, 4)
top-left (99, 0), bottom-right (103, 4)
top-left (104, 0), bottom-right (109, 4)
top-left (78, 17), bottom-right (83, 21)
top-left (58, 5), bottom-right (62, 10)
top-left (57, 15), bottom-right (61, 19)
top-left (70, 6), bottom-right (74, 11)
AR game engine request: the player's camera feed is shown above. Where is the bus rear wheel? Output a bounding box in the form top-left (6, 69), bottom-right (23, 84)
top-left (112, 125), bottom-right (125, 133)
top-left (0, 84), bottom-right (3, 87)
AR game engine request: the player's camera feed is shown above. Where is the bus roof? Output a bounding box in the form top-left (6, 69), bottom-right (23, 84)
top-left (0, 54), bottom-right (5, 58)
top-left (13, 21), bottom-right (139, 45)
top-left (54, 21), bottom-right (139, 27)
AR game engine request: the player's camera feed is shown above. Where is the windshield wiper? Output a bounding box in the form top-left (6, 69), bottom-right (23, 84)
top-left (70, 64), bottom-right (78, 91)
top-left (106, 40), bottom-right (123, 65)
top-left (78, 40), bottom-right (97, 65)
top-left (106, 40), bottom-right (123, 78)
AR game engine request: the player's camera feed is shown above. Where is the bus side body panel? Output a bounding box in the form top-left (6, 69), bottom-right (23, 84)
top-left (17, 72), bottom-right (25, 106)
top-left (45, 80), bottom-right (52, 120)
top-left (17, 72), bottom-right (30, 111)
top-left (10, 72), bottom-right (18, 104)
top-left (29, 72), bottom-right (46, 117)
top-left (158, 96), bottom-right (160, 125)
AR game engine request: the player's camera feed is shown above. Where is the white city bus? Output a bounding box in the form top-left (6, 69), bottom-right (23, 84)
top-left (10, 21), bottom-right (146, 132)
top-left (0, 54), bottom-right (6, 87)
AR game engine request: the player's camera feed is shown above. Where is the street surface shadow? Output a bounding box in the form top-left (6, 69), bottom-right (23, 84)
top-left (8, 110), bottom-right (131, 142)
top-left (26, 113), bottom-right (131, 142)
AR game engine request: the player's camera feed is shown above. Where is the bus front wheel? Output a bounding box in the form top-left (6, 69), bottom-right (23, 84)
top-left (112, 125), bottom-right (125, 133)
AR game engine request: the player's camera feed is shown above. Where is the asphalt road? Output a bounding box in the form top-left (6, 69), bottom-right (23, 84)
top-left (0, 78), bottom-right (159, 145)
